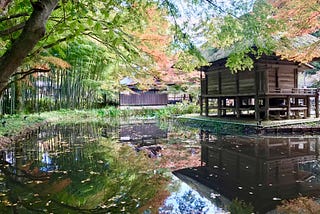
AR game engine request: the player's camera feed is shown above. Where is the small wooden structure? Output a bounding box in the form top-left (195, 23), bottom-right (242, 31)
top-left (200, 53), bottom-right (319, 120)
top-left (119, 89), bottom-right (168, 106)
top-left (119, 77), bottom-right (168, 106)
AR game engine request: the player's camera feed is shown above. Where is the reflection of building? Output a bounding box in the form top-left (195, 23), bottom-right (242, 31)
top-left (174, 134), bottom-right (320, 213)
top-left (119, 122), bottom-right (167, 146)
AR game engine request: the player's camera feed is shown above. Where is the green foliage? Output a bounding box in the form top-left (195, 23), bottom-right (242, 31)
top-left (202, 0), bottom-right (281, 71)
top-left (228, 198), bottom-right (254, 214)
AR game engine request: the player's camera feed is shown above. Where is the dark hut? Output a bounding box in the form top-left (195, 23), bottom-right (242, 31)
top-left (199, 35), bottom-right (320, 120)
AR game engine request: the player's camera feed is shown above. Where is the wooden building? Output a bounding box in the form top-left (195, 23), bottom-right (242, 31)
top-left (200, 52), bottom-right (320, 120)
top-left (119, 77), bottom-right (168, 106)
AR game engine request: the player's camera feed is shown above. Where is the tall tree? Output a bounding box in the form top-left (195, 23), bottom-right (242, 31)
top-left (0, 0), bottom-right (58, 93)
top-left (0, 0), bottom-right (178, 94)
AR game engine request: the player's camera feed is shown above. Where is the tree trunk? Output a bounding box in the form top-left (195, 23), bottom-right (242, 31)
top-left (0, 0), bottom-right (59, 94)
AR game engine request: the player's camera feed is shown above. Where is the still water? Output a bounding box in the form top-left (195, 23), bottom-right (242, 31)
top-left (0, 120), bottom-right (320, 213)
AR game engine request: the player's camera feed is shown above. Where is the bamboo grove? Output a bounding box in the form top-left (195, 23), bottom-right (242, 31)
top-left (0, 67), bottom-right (104, 115)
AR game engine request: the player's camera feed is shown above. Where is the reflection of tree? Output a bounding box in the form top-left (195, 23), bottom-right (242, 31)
top-left (0, 130), bottom-right (169, 213)
top-left (160, 190), bottom-right (207, 214)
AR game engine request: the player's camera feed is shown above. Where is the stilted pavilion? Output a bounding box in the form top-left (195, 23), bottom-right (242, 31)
top-left (199, 51), bottom-right (320, 121)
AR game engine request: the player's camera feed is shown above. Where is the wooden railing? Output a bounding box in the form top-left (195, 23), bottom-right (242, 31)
top-left (269, 88), bottom-right (318, 95)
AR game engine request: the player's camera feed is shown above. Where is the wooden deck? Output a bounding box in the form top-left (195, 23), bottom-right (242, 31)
top-left (178, 114), bottom-right (320, 134)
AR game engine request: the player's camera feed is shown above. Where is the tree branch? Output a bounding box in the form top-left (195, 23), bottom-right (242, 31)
top-left (0, 12), bottom-right (29, 22)
top-left (204, 0), bottom-right (239, 19)
top-left (0, 22), bottom-right (25, 37)
top-left (43, 34), bottom-right (75, 49)
top-left (0, 0), bottom-right (59, 93)
top-left (9, 68), bottom-right (51, 85)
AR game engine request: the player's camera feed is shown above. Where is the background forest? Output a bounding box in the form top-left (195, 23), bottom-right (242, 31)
top-left (0, 0), bottom-right (319, 114)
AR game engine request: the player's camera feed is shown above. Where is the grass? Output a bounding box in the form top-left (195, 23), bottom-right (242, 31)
top-left (0, 103), bottom-right (199, 137)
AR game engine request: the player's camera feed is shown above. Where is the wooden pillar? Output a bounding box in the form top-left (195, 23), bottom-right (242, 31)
top-left (205, 98), bottom-right (209, 116)
top-left (307, 97), bottom-right (311, 118)
top-left (254, 96), bottom-right (260, 120)
top-left (200, 96), bottom-right (203, 116)
top-left (218, 97), bottom-right (221, 117)
top-left (286, 96), bottom-right (291, 119)
top-left (316, 89), bottom-right (319, 118)
top-left (265, 96), bottom-right (269, 120)
top-left (222, 98), bottom-right (227, 116)
top-left (236, 97), bottom-right (240, 118)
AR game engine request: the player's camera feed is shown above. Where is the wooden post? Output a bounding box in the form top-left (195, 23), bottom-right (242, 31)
top-left (222, 98), bottom-right (227, 116)
top-left (254, 96), bottom-right (260, 120)
top-left (205, 98), bottom-right (209, 116)
top-left (286, 96), bottom-right (291, 119)
top-left (218, 97), bottom-right (221, 117)
top-left (200, 95), bottom-right (203, 116)
top-left (307, 97), bottom-right (311, 118)
top-left (265, 96), bottom-right (269, 120)
top-left (236, 97), bottom-right (240, 118)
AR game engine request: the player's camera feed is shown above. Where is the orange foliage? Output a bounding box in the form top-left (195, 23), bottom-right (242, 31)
top-left (277, 197), bottom-right (320, 214)
top-left (157, 144), bottom-right (201, 171)
top-left (138, 175), bottom-right (170, 213)
top-left (269, 0), bottom-right (320, 37)
top-left (266, 0), bottom-right (320, 62)
top-left (133, 6), bottom-right (173, 70)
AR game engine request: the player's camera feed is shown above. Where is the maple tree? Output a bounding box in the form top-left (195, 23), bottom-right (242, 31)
top-left (0, 0), bottom-right (181, 94)
top-left (201, 0), bottom-right (320, 72)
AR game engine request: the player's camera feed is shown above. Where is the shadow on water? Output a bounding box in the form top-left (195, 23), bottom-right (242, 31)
top-left (174, 132), bottom-right (320, 213)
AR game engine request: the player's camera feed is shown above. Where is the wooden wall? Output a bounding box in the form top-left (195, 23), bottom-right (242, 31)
top-left (205, 69), bottom-right (255, 96)
top-left (266, 66), bottom-right (297, 93)
top-left (204, 60), bottom-right (300, 96)
top-left (221, 70), bottom-right (237, 94)
top-left (120, 93), bottom-right (168, 106)
top-left (207, 71), bottom-right (219, 94)
top-left (238, 71), bottom-right (255, 94)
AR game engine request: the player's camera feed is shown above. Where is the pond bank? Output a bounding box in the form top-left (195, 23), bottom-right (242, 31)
top-left (177, 114), bottom-right (320, 135)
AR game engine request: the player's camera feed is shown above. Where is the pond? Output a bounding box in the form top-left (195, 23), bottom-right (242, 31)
top-left (0, 120), bottom-right (320, 213)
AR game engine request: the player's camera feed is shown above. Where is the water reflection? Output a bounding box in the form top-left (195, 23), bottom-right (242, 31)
top-left (174, 133), bottom-right (320, 213)
top-left (0, 123), bottom-right (170, 213)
